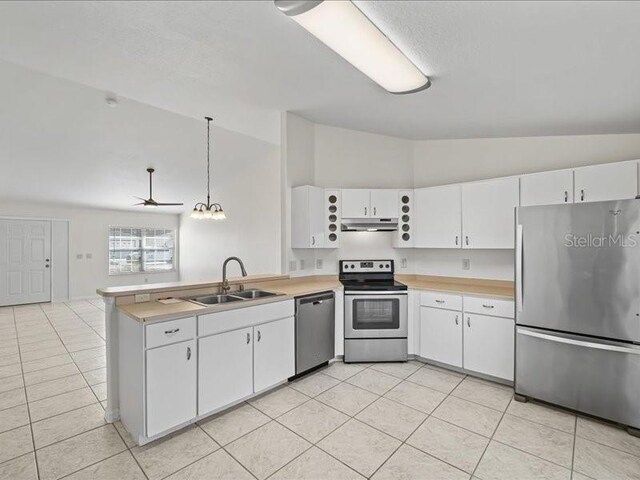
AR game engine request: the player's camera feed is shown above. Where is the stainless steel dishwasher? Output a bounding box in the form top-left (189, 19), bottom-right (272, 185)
top-left (295, 291), bottom-right (335, 375)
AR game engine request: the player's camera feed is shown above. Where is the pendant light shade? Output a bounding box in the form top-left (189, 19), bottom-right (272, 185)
top-left (191, 117), bottom-right (226, 220)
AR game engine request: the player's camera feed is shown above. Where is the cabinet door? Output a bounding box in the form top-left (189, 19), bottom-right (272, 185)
top-left (146, 340), bottom-right (196, 437)
top-left (463, 313), bottom-right (514, 381)
top-left (198, 328), bottom-right (253, 416)
top-left (370, 190), bottom-right (398, 218)
top-left (419, 307), bottom-right (462, 367)
top-left (574, 161), bottom-right (638, 203)
top-left (253, 317), bottom-right (295, 392)
top-left (462, 177), bottom-right (519, 249)
top-left (414, 185), bottom-right (462, 248)
top-left (291, 186), bottom-right (324, 248)
top-left (341, 189), bottom-right (371, 218)
top-left (520, 170), bottom-right (573, 206)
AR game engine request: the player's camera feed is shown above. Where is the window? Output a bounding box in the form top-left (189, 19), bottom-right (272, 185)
top-left (109, 227), bottom-right (176, 275)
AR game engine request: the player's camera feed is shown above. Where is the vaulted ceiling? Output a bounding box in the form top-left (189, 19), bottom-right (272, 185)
top-left (0, 1), bottom-right (639, 142)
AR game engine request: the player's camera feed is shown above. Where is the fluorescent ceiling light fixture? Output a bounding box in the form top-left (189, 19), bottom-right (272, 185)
top-left (275, 0), bottom-right (430, 94)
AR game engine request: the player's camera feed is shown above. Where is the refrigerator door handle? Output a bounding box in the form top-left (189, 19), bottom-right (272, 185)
top-left (518, 328), bottom-right (640, 355)
top-left (516, 224), bottom-right (523, 313)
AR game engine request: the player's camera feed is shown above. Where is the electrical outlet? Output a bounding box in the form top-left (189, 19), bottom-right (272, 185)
top-left (135, 293), bottom-right (150, 303)
top-left (289, 260), bottom-right (297, 272)
top-left (401, 258), bottom-right (408, 268)
top-left (316, 259), bottom-right (323, 270)
top-left (462, 258), bottom-right (471, 270)
top-left (300, 259), bottom-right (305, 270)
top-left (76, 253), bottom-right (83, 260)
top-left (85, 253), bottom-right (93, 259)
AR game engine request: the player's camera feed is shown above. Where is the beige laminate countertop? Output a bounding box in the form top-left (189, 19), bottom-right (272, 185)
top-left (397, 274), bottom-right (514, 299)
top-left (114, 274), bottom-right (513, 323)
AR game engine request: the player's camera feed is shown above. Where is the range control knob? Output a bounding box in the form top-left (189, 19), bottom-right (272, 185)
top-left (386, 264), bottom-right (390, 268)
top-left (379, 264), bottom-right (384, 268)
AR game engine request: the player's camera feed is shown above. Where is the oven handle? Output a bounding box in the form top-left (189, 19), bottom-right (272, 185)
top-left (344, 291), bottom-right (408, 296)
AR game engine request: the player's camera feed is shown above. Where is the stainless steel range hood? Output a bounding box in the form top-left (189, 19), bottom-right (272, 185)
top-left (341, 218), bottom-right (398, 232)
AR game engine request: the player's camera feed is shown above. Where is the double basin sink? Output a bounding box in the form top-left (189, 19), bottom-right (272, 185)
top-left (183, 289), bottom-right (280, 306)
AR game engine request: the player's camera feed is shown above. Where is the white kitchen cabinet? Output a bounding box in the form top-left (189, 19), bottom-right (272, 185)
top-left (462, 177), bottom-right (519, 249)
top-left (341, 189), bottom-right (398, 218)
top-left (419, 306), bottom-right (462, 367)
top-left (370, 190), bottom-right (399, 218)
top-left (253, 316), bottom-right (295, 392)
top-left (146, 340), bottom-right (197, 437)
top-left (198, 327), bottom-right (253, 416)
top-left (574, 161), bottom-right (638, 203)
top-left (520, 170), bottom-right (573, 206)
top-left (341, 189), bottom-right (371, 218)
top-left (291, 186), bottom-right (325, 248)
top-left (414, 185), bottom-right (462, 248)
top-left (463, 313), bottom-right (514, 381)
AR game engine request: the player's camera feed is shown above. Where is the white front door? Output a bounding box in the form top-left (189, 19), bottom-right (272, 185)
top-left (0, 220), bottom-right (51, 306)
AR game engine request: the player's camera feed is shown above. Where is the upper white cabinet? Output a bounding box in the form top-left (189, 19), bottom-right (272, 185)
top-left (146, 339), bottom-right (197, 437)
top-left (370, 190), bottom-right (399, 218)
top-left (574, 161), bottom-right (638, 203)
top-left (461, 177), bottom-right (519, 249)
top-left (520, 170), bottom-right (573, 207)
top-left (291, 186), bottom-right (325, 248)
top-left (341, 189), bottom-right (371, 218)
top-left (414, 185), bottom-right (462, 248)
top-left (341, 189), bottom-right (398, 218)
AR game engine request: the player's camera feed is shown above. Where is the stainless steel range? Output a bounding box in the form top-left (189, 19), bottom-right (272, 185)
top-left (340, 260), bottom-right (408, 363)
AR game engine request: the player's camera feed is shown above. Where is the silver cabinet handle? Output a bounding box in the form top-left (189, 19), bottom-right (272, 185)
top-left (374, 207), bottom-right (377, 215)
top-left (165, 328), bottom-right (180, 335)
top-left (482, 304), bottom-right (495, 309)
top-left (455, 235), bottom-right (458, 246)
top-left (311, 236), bottom-right (315, 245)
top-left (257, 330), bottom-right (261, 342)
top-left (246, 332), bottom-right (250, 344)
top-left (364, 207), bottom-right (367, 216)
top-left (455, 315), bottom-right (459, 325)
top-left (465, 236), bottom-right (469, 246)
top-left (435, 299), bottom-right (445, 304)
top-left (186, 346), bottom-right (191, 360)
top-left (564, 191), bottom-right (568, 202)
top-left (467, 317), bottom-right (471, 327)
top-left (580, 189), bottom-right (585, 201)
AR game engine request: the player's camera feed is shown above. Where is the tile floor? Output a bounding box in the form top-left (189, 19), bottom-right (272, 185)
top-left (1, 301), bottom-right (640, 479)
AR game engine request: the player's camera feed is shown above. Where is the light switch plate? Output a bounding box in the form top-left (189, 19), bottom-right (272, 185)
top-left (85, 253), bottom-right (93, 259)
top-left (135, 293), bottom-right (150, 303)
top-left (289, 260), bottom-right (297, 272)
top-left (401, 258), bottom-right (408, 268)
top-left (462, 258), bottom-right (471, 270)
top-left (76, 254), bottom-right (83, 260)
top-left (300, 259), bottom-right (305, 270)
top-left (316, 259), bottom-right (323, 269)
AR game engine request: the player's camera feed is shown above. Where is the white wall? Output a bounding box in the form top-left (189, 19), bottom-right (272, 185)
top-left (413, 134), bottom-right (640, 187)
top-left (0, 202), bottom-right (180, 299)
top-left (179, 127), bottom-right (281, 283)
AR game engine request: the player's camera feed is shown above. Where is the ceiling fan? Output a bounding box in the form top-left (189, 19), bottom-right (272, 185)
top-left (133, 168), bottom-right (184, 208)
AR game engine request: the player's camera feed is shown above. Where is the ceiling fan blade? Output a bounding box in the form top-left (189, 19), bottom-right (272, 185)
top-left (133, 196), bottom-right (148, 202)
top-left (132, 202), bottom-right (145, 206)
top-left (155, 202), bottom-right (184, 206)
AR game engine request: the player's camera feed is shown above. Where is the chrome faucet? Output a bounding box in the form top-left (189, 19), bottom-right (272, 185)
top-left (221, 256), bottom-right (247, 293)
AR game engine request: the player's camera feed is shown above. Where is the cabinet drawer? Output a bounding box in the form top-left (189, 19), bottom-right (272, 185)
top-left (464, 296), bottom-right (514, 319)
top-left (199, 300), bottom-right (295, 337)
top-left (420, 291), bottom-right (462, 311)
top-left (146, 316), bottom-right (196, 349)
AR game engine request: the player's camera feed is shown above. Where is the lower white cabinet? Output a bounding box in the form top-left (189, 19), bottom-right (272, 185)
top-left (254, 317), bottom-right (295, 392)
top-left (419, 307), bottom-right (462, 367)
top-left (198, 327), bottom-right (253, 416)
top-left (146, 340), bottom-right (197, 437)
top-left (463, 313), bottom-right (514, 381)
top-left (198, 316), bottom-right (295, 416)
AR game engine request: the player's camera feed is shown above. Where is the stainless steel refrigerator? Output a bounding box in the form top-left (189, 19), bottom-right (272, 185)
top-left (515, 199), bottom-right (640, 434)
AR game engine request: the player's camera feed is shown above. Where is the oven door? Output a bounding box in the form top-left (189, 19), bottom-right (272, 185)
top-left (344, 292), bottom-right (408, 339)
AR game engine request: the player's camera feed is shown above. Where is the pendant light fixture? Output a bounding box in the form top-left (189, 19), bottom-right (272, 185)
top-left (191, 117), bottom-right (226, 220)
